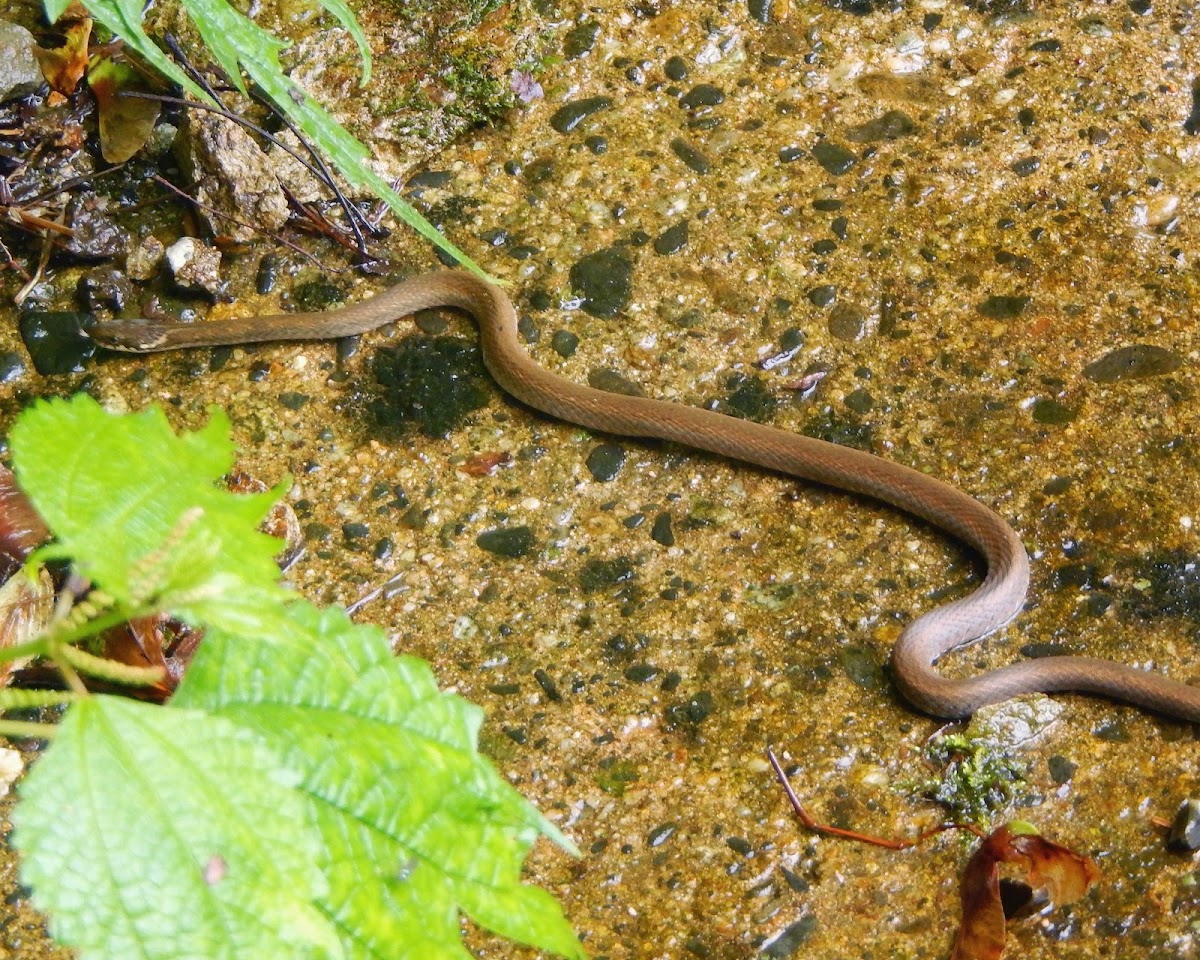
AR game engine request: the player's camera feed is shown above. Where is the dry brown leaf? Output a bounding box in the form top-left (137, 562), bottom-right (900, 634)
top-left (89, 58), bottom-right (162, 163)
top-left (33, 8), bottom-right (92, 96)
top-left (951, 823), bottom-right (1100, 960)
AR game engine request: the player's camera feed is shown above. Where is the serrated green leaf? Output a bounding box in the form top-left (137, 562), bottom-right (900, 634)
top-left (9, 397), bottom-right (582, 959)
top-left (174, 601), bottom-right (585, 960)
top-left (10, 396), bottom-right (285, 615)
top-left (13, 696), bottom-right (341, 960)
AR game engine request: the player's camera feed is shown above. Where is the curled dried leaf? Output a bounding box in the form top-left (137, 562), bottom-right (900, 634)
top-left (951, 823), bottom-right (1100, 960)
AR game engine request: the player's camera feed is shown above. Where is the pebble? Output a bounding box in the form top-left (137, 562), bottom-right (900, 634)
top-left (1011, 156), bottom-right (1042, 177)
top-left (586, 443), bottom-right (626, 481)
top-left (476, 526), bottom-right (535, 558)
top-left (1082, 344), bottom-right (1182, 382)
top-left (670, 137), bottom-right (711, 174)
top-left (0, 20), bottom-right (41, 101)
top-left (550, 96), bottom-right (613, 134)
top-left (679, 83), bottom-right (725, 110)
top-left (588, 368), bottom-right (645, 396)
top-left (653, 220), bottom-right (689, 255)
top-left (18, 312), bottom-right (96, 375)
top-left (1031, 398), bottom-right (1076, 425)
top-left (0, 351), bottom-right (25, 383)
top-left (65, 205), bottom-right (129, 261)
top-left (165, 237), bottom-right (224, 298)
top-left (650, 512), bottom-right (674, 546)
top-left (827, 302), bottom-right (866, 340)
top-left (807, 284), bottom-right (837, 307)
top-left (569, 248), bottom-right (633, 318)
top-left (976, 294), bottom-right (1030, 319)
top-left (762, 916), bottom-right (817, 957)
top-left (76, 268), bottom-right (134, 313)
top-left (563, 20), bottom-right (600, 59)
top-left (845, 110), bottom-right (916, 143)
top-left (551, 330), bottom-right (579, 357)
top-left (811, 140), bottom-right (857, 176)
top-left (125, 235), bottom-right (165, 281)
top-left (1167, 798), bottom-right (1200, 852)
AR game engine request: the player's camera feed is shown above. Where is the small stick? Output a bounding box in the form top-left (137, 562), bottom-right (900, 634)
top-left (766, 745), bottom-right (981, 849)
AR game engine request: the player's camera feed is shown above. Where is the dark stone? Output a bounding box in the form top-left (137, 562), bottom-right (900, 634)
top-left (19, 312), bottom-right (95, 374)
top-left (1082, 344), bottom-right (1182, 382)
top-left (841, 646), bottom-right (883, 688)
top-left (476, 525), bottom-right (535, 558)
top-left (680, 83), bottom-right (725, 109)
top-left (977, 294), bottom-right (1031, 319)
top-left (293, 278), bottom-right (347, 312)
top-left (76, 268), bottom-right (134, 312)
top-left (563, 20), bottom-right (600, 58)
top-left (1029, 37), bottom-right (1061, 52)
top-left (844, 388), bottom-right (873, 413)
top-left (569, 248), bottom-right (633, 318)
top-left (0, 351), bottom-right (25, 383)
top-left (581, 556), bottom-right (637, 592)
top-left (256, 254), bottom-right (281, 294)
top-left (1010, 156), bottom-right (1041, 177)
top-left (64, 205), bottom-right (128, 261)
top-left (586, 443), bottom-right (626, 481)
top-left (721, 374), bottom-right (776, 422)
top-left (812, 140), bottom-right (857, 175)
top-left (670, 137), bottom-right (711, 174)
top-left (1031, 398), bottom-right (1076, 425)
top-left (664, 56), bottom-right (688, 80)
top-left (370, 335), bottom-right (491, 438)
top-left (1047, 755), bottom-right (1077, 784)
top-left (1167, 798), bottom-right (1200, 852)
top-left (534, 668), bottom-right (561, 701)
top-left (653, 220), bottom-right (689, 255)
top-left (827, 302), bottom-right (866, 340)
top-left (762, 916), bottom-right (817, 957)
top-left (845, 110), bottom-right (916, 143)
top-left (588, 368), bottom-right (645, 396)
top-left (651, 512), bottom-right (674, 546)
top-left (551, 330), bottom-right (579, 357)
top-left (549, 96), bottom-right (613, 133)
top-left (665, 689), bottom-right (713, 726)
top-left (585, 135), bottom-right (608, 154)
top-left (807, 284), bottom-right (837, 307)
top-left (779, 146), bottom-right (805, 162)
top-left (647, 822), bottom-right (677, 846)
top-left (624, 663), bottom-right (659, 683)
top-left (342, 522), bottom-right (370, 541)
top-left (274, 390), bottom-right (310, 412)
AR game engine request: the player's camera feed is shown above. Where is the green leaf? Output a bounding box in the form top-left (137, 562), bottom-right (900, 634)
top-left (59, 0), bottom-right (490, 277)
top-left (8, 397), bottom-right (583, 959)
top-left (174, 601), bottom-right (586, 960)
top-left (13, 696), bottom-right (341, 960)
top-left (10, 396), bottom-right (285, 618)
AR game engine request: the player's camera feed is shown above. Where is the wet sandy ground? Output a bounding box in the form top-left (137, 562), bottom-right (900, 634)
top-left (2, 0), bottom-right (1200, 957)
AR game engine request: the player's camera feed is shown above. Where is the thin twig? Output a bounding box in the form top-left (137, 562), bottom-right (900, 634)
top-left (150, 175), bottom-right (342, 273)
top-left (766, 745), bottom-right (976, 849)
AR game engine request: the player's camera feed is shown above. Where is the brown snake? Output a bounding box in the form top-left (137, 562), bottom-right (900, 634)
top-left (90, 271), bottom-right (1200, 722)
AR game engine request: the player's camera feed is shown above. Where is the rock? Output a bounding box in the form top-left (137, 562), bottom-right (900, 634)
top-left (569, 248), bottom-right (632, 317)
top-left (1083, 344), bottom-right (1182, 382)
top-left (176, 111), bottom-right (289, 242)
top-left (165, 237), bottom-right (224, 298)
top-left (76, 268), bottom-right (134, 313)
top-left (65, 202), bottom-right (128, 261)
top-left (1167, 798), bottom-right (1200, 852)
top-left (0, 21), bottom-right (42, 101)
top-left (125, 235), bottom-right (165, 281)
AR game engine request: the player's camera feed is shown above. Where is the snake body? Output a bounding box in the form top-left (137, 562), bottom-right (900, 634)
top-left (90, 271), bottom-right (1200, 721)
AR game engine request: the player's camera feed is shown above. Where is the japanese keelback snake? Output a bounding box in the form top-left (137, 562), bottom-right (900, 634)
top-left (89, 271), bottom-right (1200, 722)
